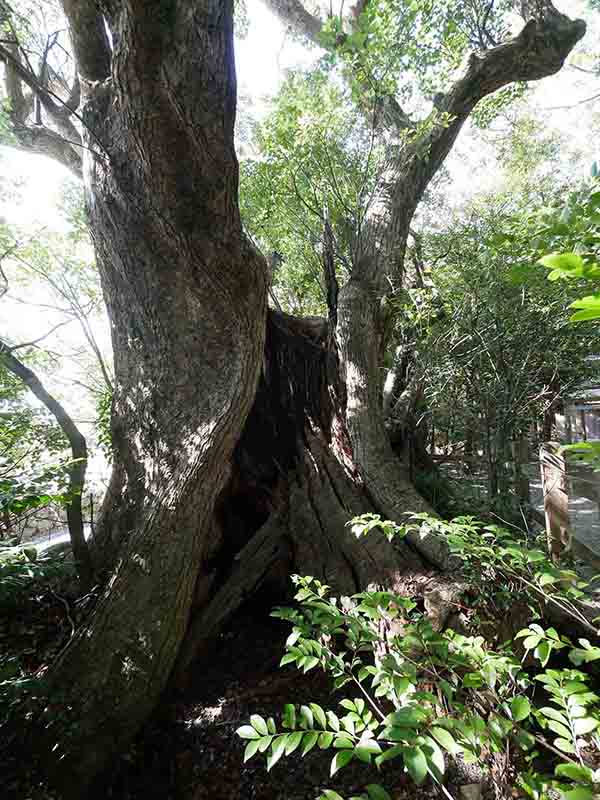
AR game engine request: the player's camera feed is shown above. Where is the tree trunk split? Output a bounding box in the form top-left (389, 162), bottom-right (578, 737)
top-left (175, 310), bottom-right (432, 681)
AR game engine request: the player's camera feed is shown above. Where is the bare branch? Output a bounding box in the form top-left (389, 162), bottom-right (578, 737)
top-left (8, 121), bottom-right (82, 177)
top-left (6, 319), bottom-right (74, 352)
top-left (0, 37), bottom-right (84, 175)
top-left (4, 42), bottom-right (32, 123)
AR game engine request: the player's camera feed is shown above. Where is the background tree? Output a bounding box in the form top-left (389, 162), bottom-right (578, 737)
top-left (410, 193), bottom-right (599, 514)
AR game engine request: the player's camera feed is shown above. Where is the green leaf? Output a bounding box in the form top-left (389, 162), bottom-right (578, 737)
top-left (310, 703), bottom-right (327, 729)
top-left (244, 739), bottom-right (260, 762)
top-left (539, 252), bottom-right (585, 274)
top-left (404, 745), bottom-right (428, 785)
top-left (375, 744), bottom-right (404, 768)
top-left (354, 745), bottom-right (373, 764)
top-left (366, 785), bottom-right (392, 800)
top-left (539, 707), bottom-right (568, 724)
top-left (267, 734), bottom-right (289, 771)
top-left (384, 707), bottom-right (426, 727)
top-left (546, 719), bottom-right (572, 740)
top-left (554, 737), bottom-right (577, 754)
top-left (301, 731), bottom-right (319, 756)
top-left (327, 711), bottom-right (340, 732)
top-left (423, 737), bottom-right (445, 780)
top-left (251, 714), bottom-right (268, 736)
top-left (300, 705), bottom-right (314, 729)
top-left (511, 697), bottom-right (531, 722)
top-left (330, 749), bottom-right (353, 776)
top-left (285, 731), bottom-right (304, 754)
top-left (319, 791), bottom-right (345, 800)
top-left (570, 294), bottom-right (600, 311)
top-left (430, 727), bottom-right (459, 755)
top-left (555, 763), bottom-right (594, 782)
top-left (534, 641), bottom-right (551, 666)
top-left (319, 732), bottom-right (335, 749)
top-left (562, 789), bottom-right (594, 800)
top-left (570, 309), bottom-right (600, 322)
top-left (282, 704), bottom-right (296, 729)
top-left (538, 572), bottom-right (558, 587)
top-left (237, 725), bottom-right (261, 740)
top-left (573, 717), bottom-right (598, 735)
top-left (302, 655), bottom-right (320, 672)
top-left (334, 736), bottom-right (354, 749)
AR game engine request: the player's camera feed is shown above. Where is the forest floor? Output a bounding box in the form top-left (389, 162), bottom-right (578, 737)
top-left (100, 596), bottom-right (500, 800)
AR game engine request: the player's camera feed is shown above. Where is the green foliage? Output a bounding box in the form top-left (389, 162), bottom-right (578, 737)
top-left (534, 179), bottom-right (600, 322)
top-left (0, 363), bottom-right (73, 536)
top-left (319, 0), bottom-right (513, 107)
top-left (0, 543), bottom-right (72, 730)
top-left (240, 70), bottom-right (376, 314)
top-left (0, 543), bottom-right (72, 610)
top-left (238, 516), bottom-right (600, 800)
top-left (530, 178), bottom-right (600, 470)
top-left (96, 387), bottom-right (113, 461)
top-left (403, 193), bottom-right (598, 512)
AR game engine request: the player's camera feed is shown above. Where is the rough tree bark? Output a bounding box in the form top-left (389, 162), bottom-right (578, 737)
top-left (0, 0), bottom-right (585, 795)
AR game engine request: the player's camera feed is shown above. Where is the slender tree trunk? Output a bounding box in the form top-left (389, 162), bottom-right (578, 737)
top-left (0, 342), bottom-right (93, 589)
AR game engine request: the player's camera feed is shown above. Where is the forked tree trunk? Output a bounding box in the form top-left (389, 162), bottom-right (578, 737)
top-left (17, 0), bottom-right (584, 795)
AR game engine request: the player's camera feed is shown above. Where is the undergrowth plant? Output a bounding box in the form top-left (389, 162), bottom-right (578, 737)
top-left (0, 544), bottom-right (74, 727)
top-left (237, 514), bottom-right (600, 800)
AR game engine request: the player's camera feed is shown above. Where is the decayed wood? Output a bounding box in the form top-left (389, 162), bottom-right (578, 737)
top-left (540, 442), bottom-right (571, 563)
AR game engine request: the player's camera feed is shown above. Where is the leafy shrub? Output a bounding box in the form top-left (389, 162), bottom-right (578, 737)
top-left (237, 515), bottom-right (600, 800)
top-left (0, 543), bottom-right (73, 610)
top-left (0, 544), bottom-right (73, 731)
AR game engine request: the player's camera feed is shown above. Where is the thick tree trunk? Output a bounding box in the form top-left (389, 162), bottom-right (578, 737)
top-left (34, 2), bottom-right (268, 792)
top-left (16, 1), bottom-right (584, 795)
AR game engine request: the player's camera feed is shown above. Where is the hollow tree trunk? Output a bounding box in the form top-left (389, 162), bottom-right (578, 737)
top-left (174, 310), bottom-right (431, 680)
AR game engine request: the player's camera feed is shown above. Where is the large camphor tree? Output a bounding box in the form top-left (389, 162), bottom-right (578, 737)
top-left (0, 0), bottom-right (585, 793)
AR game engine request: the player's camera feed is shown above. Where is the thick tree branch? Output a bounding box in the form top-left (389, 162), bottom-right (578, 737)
top-left (8, 122), bottom-right (83, 177)
top-left (264, 0), bottom-right (323, 43)
top-left (354, 1), bottom-right (586, 288)
top-left (0, 39), bottom-right (84, 174)
top-left (0, 340), bottom-right (93, 588)
top-left (4, 42), bottom-right (32, 123)
top-left (60, 0), bottom-right (111, 83)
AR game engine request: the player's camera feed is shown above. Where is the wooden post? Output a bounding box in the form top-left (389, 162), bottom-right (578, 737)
top-left (539, 442), bottom-right (570, 563)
